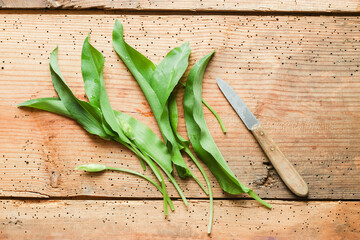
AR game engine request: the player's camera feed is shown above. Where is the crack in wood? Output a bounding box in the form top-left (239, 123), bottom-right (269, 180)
top-left (0, 190), bottom-right (50, 198)
top-left (253, 166), bottom-right (276, 187)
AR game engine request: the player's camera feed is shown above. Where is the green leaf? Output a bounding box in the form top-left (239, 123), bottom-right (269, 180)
top-left (149, 42), bottom-right (191, 107)
top-left (112, 20), bottom-right (156, 88)
top-left (81, 36), bottom-right (130, 144)
top-left (49, 47), bottom-right (108, 138)
top-left (113, 21), bottom-right (193, 178)
top-left (168, 91), bottom-right (209, 194)
top-left (81, 36), bottom-right (145, 168)
top-left (183, 51), bottom-right (271, 209)
top-left (81, 35), bottom-right (105, 107)
top-left (169, 87), bottom-right (213, 231)
top-left (18, 97), bottom-right (72, 119)
top-left (149, 43), bottom-right (191, 176)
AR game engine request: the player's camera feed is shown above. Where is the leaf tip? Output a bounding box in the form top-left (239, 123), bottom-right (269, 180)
top-left (183, 41), bottom-right (191, 51)
top-left (51, 45), bottom-right (59, 58)
top-left (114, 19), bottom-right (123, 29)
top-left (17, 102), bottom-right (26, 107)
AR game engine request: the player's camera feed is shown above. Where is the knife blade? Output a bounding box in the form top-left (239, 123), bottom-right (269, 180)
top-left (216, 78), bottom-right (259, 130)
top-left (216, 78), bottom-right (309, 197)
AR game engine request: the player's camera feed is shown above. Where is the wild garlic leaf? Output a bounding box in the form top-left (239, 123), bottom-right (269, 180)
top-left (49, 47), bottom-right (108, 138)
top-left (81, 35), bottom-right (105, 107)
top-left (113, 21), bottom-right (193, 178)
top-left (149, 44), bottom-right (194, 177)
top-left (81, 36), bottom-right (130, 144)
top-left (183, 51), bottom-right (271, 208)
top-left (112, 19), bottom-right (156, 87)
top-left (169, 90), bottom-right (209, 194)
top-left (149, 42), bottom-right (191, 107)
top-left (18, 97), bottom-right (73, 119)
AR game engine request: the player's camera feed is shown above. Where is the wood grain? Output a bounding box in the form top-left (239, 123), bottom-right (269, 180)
top-left (0, 14), bottom-right (359, 200)
top-left (1, 0), bottom-right (360, 12)
top-left (1, 200), bottom-right (359, 239)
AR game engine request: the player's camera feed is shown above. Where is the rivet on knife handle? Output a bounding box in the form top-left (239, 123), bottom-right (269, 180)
top-left (251, 124), bottom-right (309, 197)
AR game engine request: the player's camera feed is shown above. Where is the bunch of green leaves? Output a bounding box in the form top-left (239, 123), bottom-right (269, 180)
top-left (112, 20), bottom-right (210, 193)
top-left (18, 36), bottom-right (193, 215)
top-left (112, 21), bottom-right (271, 232)
top-left (19, 21), bottom-right (271, 234)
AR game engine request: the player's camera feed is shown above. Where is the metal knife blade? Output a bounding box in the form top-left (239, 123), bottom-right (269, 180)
top-left (216, 78), bottom-right (259, 130)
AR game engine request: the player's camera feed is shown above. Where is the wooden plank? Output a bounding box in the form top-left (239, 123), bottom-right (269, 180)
top-left (1, 200), bottom-right (359, 239)
top-left (0, 14), bottom-right (359, 200)
top-left (1, 0), bottom-right (360, 13)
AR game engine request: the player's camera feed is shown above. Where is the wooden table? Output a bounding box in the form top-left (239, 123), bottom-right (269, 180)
top-left (0, 1), bottom-right (359, 239)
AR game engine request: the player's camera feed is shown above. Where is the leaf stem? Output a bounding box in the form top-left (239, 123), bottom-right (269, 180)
top-left (191, 173), bottom-right (209, 195)
top-left (139, 151), bottom-right (188, 208)
top-left (139, 153), bottom-right (188, 208)
top-left (247, 190), bottom-right (272, 209)
top-left (128, 141), bottom-right (186, 209)
top-left (161, 181), bottom-right (169, 215)
top-left (201, 98), bottom-right (226, 134)
top-left (106, 166), bottom-right (174, 213)
top-left (162, 168), bottom-right (189, 207)
top-left (116, 138), bottom-right (173, 213)
top-left (129, 145), bottom-right (172, 213)
top-left (138, 155), bottom-right (147, 171)
top-left (106, 166), bottom-right (162, 191)
top-left (125, 138), bottom-right (188, 207)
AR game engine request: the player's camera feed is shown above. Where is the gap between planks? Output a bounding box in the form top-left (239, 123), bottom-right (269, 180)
top-left (1, 0), bottom-right (360, 13)
top-left (1, 196), bottom-right (360, 202)
top-left (2, 9), bottom-right (360, 16)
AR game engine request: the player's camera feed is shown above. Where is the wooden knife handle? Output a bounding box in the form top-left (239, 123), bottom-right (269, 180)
top-left (251, 124), bottom-right (309, 197)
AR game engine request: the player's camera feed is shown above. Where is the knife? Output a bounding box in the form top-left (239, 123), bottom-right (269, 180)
top-left (216, 78), bottom-right (309, 197)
